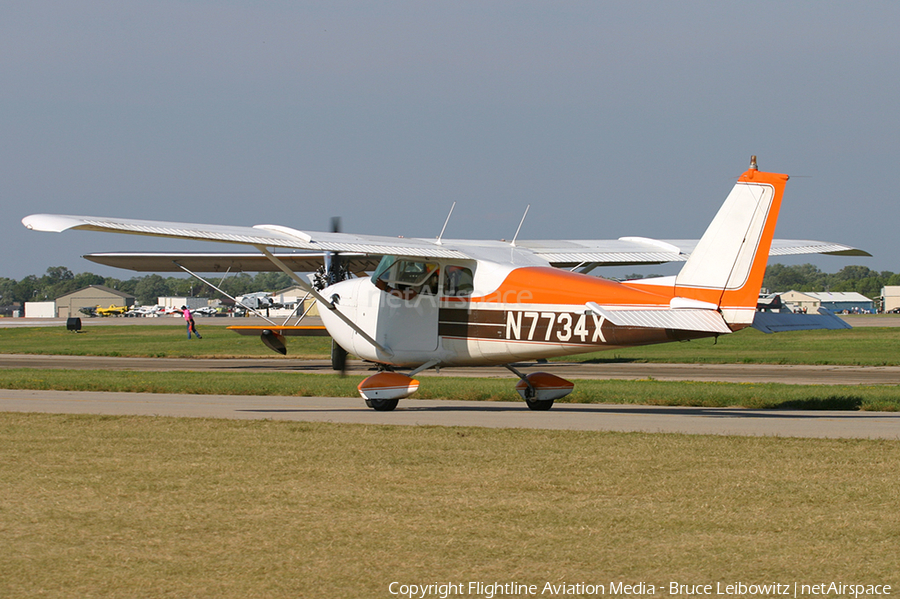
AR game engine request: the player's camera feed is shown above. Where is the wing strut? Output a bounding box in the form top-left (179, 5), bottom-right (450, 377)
top-left (174, 264), bottom-right (279, 325)
top-left (176, 263), bottom-right (316, 328)
top-left (254, 246), bottom-right (393, 357)
top-left (288, 291), bottom-right (315, 326)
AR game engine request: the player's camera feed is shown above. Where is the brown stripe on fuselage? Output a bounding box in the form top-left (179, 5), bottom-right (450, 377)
top-left (438, 307), bottom-right (717, 347)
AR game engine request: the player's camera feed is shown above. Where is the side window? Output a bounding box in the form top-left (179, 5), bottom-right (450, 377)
top-left (374, 258), bottom-right (441, 298)
top-left (443, 265), bottom-right (474, 297)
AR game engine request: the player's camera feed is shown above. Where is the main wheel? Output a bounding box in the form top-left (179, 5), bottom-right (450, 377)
top-left (331, 340), bottom-right (348, 372)
top-left (365, 397), bottom-right (400, 411)
top-left (525, 398), bottom-right (554, 411)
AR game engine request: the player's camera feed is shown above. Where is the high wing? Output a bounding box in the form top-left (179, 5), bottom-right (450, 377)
top-left (21, 214), bottom-right (467, 259)
top-left (23, 213), bottom-right (869, 273)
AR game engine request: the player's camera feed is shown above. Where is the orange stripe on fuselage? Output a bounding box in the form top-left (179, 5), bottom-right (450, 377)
top-left (470, 266), bottom-right (673, 307)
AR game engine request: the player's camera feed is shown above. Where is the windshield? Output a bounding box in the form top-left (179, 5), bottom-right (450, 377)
top-left (371, 255), bottom-right (397, 283)
top-left (372, 257), bottom-right (440, 298)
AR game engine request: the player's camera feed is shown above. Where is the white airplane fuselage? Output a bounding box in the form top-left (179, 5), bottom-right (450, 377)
top-left (319, 261), bottom-right (718, 368)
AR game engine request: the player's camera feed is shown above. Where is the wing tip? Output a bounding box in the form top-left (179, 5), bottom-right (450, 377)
top-left (823, 248), bottom-right (873, 257)
top-left (22, 214), bottom-right (84, 233)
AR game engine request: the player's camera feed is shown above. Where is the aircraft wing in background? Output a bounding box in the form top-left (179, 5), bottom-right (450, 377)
top-left (82, 252), bottom-right (383, 274)
top-left (81, 238), bottom-right (870, 275)
top-left (516, 237), bottom-right (869, 271)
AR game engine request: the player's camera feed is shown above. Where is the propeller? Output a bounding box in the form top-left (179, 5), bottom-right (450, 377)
top-left (314, 217), bottom-right (350, 290)
top-left (324, 217), bottom-right (350, 374)
top-left (325, 217), bottom-right (345, 286)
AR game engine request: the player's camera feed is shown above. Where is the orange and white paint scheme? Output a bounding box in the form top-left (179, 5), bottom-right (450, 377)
top-left (22, 157), bottom-right (867, 411)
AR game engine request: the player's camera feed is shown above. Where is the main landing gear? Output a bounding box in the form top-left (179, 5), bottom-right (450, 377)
top-left (357, 371), bottom-right (417, 411)
top-left (366, 397), bottom-right (400, 412)
top-left (505, 365), bottom-right (575, 411)
top-left (354, 362), bottom-right (576, 412)
top-left (331, 340), bottom-right (348, 373)
top-left (356, 361), bottom-right (438, 411)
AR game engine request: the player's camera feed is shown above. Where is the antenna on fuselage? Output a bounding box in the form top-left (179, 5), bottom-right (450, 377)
top-left (435, 202), bottom-right (456, 246)
top-left (510, 204), bottom-right (530, 247)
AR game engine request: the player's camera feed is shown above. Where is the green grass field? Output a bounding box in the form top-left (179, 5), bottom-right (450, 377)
top-left (2, 414), bottom-right (898, 598)
top-left (2, 324), bottom-right (900, 365)
top-left (569, 326), bottom-right (900, 366)
top-left (2, 368), bottom-right (899, 411)
top-left (0, 325), bottom-right (333, 358)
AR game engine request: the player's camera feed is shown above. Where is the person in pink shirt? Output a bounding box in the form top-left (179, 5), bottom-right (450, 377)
top-left (182, 306), bottom-right (202, 339)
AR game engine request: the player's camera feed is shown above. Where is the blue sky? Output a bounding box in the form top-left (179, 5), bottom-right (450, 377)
top-left (3, 1), bottom-right (897, 279)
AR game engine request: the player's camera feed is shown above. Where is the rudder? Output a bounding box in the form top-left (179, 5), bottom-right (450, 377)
top-left (674, 157), bottom-right (789, 327)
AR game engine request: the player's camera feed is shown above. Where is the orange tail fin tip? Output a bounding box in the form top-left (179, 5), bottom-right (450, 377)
top-left (674, 156), bottom-right (789, 327)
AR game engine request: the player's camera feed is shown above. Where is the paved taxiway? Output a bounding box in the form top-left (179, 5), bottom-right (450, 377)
top-left (2, 389), bottom-right (898, 439)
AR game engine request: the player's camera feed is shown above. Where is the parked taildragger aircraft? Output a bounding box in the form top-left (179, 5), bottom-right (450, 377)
top-left (23, 157), bottom-right (869, 411)
top-left (94, 304), bottom-right (129, 317)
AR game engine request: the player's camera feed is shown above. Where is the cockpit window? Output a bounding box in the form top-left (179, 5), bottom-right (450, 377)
top-left (372, 257), bottom-right (473, 299)
top-left (372, 257), bottom-right (440, 298)
top-left (371, 255), bottom-right (397, 282)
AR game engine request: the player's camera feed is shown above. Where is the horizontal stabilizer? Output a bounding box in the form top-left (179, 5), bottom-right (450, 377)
top-left (586, 302), bottom-right (732, 334)
top-left (751, 309), bottom-right (851, 334)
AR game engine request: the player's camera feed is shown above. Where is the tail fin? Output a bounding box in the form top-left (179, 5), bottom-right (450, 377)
top-left (674, 157), bottom-right (789, 327)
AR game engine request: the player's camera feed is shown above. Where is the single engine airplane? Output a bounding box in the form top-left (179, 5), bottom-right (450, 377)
top-left (22, 157), bottom-right (869, 411)
top-left (94, 304), bottom-right (129, 317)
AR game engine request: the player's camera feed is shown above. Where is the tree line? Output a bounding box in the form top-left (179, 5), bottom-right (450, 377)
top-left (1, 263), bottom-right (895, 308)
top-left (761, 264), bottom-right (900, 298)
top-left (0, 267), bottom-right (296, 306)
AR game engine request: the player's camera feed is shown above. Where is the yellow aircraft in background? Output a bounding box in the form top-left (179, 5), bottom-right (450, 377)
top-left (95, 304), bottom-right (129, 317)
